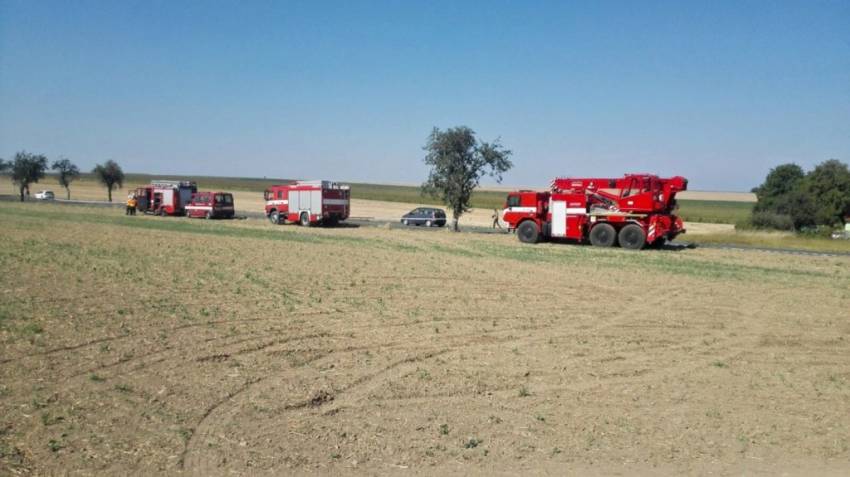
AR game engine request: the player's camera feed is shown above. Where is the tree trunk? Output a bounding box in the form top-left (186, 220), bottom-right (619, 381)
top-left (19, 185), bottom-right (25, 202)
top-left (66, 187), bottom-right (71, 200)
top-left (452, 213), bottom-right (459, 232)
top-left (108, 187), bottom-right (112, 203)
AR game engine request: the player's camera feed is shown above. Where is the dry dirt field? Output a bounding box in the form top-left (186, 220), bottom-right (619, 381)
top-left (2, 201), bottom-right (850, 476)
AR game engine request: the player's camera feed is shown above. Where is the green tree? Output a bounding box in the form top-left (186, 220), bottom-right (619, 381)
top-left (51, 157), bottom-right (81, 200)
top-left (92, 160), bottom-right (125, 202)
top-left (802, 159), bottom-right (850, 227)
top-left (10, 151), bottom-right (48, 202)
top-left (421, 126), bottom-right (513, 231)
top-left (753, 163), bottom-right (805, 214)
top-left (751, 159), bottom-right (850, 230)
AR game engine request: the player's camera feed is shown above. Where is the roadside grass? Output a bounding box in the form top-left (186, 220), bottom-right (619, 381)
top-left (2, 201), bottom-right (845, 289)
top-left (686, 230), bottom-right (850, 254)
top-left (468, 240), bottom-right (841, 284)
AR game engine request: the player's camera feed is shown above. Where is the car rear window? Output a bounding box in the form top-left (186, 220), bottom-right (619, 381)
top-left (215, 194), bottom-right (233, 204)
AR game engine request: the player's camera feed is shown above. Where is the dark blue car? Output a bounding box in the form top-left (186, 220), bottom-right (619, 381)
top-left (401, 207), bottom-right (447, 227)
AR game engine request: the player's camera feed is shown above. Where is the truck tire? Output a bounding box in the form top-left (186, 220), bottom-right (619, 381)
top-left (269, 211), bottom-right (281, 225)
top-left (517, 221), bottom-right (540, 244)
top-left (205, 211), bottom-right (212, 220)
top-left (300, 212), bottom-right (310, 226)
top-left (618, 224), bottom-right (646, 250)
top-left (589, 223), bottom-right (616, 247)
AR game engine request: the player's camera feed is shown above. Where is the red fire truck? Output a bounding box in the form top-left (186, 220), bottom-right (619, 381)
top-left (185, 191), bottom-right (235, 219)
top-left (134, 180), bottom-right (197, 216)
top-left (502, 174), bottom-right (688, 249)
top-left (264, 180), bottom-right (350, 226)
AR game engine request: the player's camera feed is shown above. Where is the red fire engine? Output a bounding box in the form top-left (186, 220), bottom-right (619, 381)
top-left (134, 181), bottom-right (197, 216)
top-left (502, 174), bottom-right (688, 249)
top-left (185, 191), bottom-right (235, 219)
top-left (264, 180), bottom-right (350, 226)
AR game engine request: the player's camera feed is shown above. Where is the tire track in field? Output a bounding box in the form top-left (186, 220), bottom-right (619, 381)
top-left (180, 324), bottom-right (558, 475)
top-left (0, 310), bottom-right (335, 365)
top-left (178, 313), bottom-right (642, 474)
top-left (181, 347), bottom-right (452, 475)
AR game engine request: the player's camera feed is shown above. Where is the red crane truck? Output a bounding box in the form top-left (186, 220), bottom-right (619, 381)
top-left (502, 174), bottom-right (688, 249)
top-left (264, 180), bottom-right (350, 226)
top-left (134, 180), bottom-right (198, 216)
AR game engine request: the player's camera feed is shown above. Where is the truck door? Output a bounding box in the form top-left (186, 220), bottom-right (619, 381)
top-left (551, 200), bottom-right (567, 237)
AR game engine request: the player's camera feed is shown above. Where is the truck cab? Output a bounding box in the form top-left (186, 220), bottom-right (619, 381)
top-left (502, 191), bottom-right (549, 231)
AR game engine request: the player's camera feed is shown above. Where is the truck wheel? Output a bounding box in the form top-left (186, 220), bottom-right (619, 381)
top-left (269, 211), bottom-right (281, 225)
top-left (205, 211), bottom-right (212, 220)
top-left (517, 221), bottom-right (539, 244)
top-left (300, 212), bottom-right (310, 226)
top-left (618, 224), bottom-right (646, 250)
top-left (589, 223), bottom-right (616, 247)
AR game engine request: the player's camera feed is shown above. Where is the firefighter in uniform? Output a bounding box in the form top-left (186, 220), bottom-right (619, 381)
top-left (126, 194), bottom-right (137, 216)
top-left (491, 208), bottom-right (502, 229)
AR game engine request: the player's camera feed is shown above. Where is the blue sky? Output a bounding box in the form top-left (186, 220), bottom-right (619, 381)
top-left (1, 0), bottom-right (848, 191)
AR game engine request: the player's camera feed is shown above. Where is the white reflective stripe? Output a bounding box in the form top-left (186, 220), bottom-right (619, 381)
top-left (506, 206), bottom-right (537, 213)
top-left (185, 206), bottom-right (213, 211)
top-left (566, 208), bottom-right (587, 214)
top-left (267, 200), bottom-right (288, 205)
top-left (323, 199), bottom-right (349, 205)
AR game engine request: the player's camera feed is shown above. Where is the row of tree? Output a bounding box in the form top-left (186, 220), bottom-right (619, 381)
top-left (0, 152), bottom-right (126, 202)
top-left (752, 159), bottom-right (850, 230)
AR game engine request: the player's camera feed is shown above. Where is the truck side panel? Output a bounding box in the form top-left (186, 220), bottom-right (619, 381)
top-left (551, 200), bottom-right (567, 237)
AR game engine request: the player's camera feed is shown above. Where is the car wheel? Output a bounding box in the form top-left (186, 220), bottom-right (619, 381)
top-left (403, 219), bottom-right (409, 226)
top-left (517, 221), bottom-right (539, 244)
top-left (589, 223), bottom-right (617, 247)
top-left (426, 220), bottom-right (432, 227)
top-left (618, 224), bottom-right (646, 250)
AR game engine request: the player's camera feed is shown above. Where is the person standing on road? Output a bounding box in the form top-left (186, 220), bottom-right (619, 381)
top-left (126, 194), bottom-right (137, 216)
top-left (492, 209), bottom-right (502, 229)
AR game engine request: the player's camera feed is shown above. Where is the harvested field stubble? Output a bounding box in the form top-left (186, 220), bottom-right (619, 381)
top-left (1, 201), bottom-right (849, 475)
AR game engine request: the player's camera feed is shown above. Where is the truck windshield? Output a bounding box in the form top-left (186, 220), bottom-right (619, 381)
top-left (506, 196), bottom-right (520, 207)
